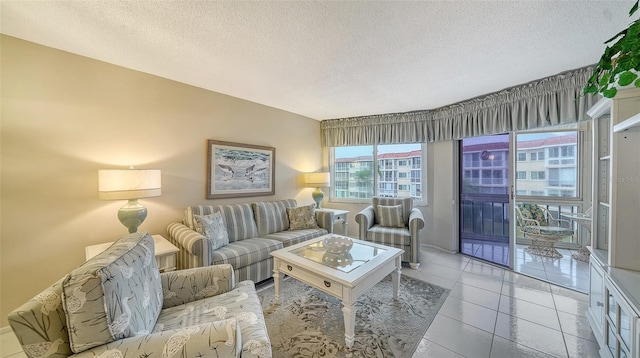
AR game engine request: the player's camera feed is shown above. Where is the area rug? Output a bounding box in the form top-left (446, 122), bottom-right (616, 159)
top-left (257, 275), bottom-right (449, 357)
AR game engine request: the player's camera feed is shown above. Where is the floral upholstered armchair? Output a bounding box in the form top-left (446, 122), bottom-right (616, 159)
top-left (515, 203), bottom-right (574, 258)
top-left (355, 197), bottom-right (424, 268)
top-left (8, 232), bottom-right (271, 358)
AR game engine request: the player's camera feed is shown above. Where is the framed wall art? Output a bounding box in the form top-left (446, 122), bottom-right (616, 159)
top-left (206, 140), bottom-right (276, 199)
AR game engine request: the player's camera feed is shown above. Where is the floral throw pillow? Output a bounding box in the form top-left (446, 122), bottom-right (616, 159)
top-left (194, 211), bottom-right (230, 250)
top-left (287, 204), bottom-right (319, 230)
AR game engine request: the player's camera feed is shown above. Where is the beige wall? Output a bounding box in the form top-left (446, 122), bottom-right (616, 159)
top-left (0, 36), bottom-right (325, 326)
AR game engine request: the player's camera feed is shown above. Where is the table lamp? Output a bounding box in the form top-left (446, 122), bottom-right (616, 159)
top-left (304, 172), bottom-right (330, 209)
top-left (98, 168), bottom-right (161, 233)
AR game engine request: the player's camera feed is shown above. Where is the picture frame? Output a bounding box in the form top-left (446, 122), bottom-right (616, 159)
top-left (206, 140), bottom-right (276, 199)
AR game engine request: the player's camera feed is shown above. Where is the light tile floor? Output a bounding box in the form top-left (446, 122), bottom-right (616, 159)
top-left (514, 244), bottom-right (590, 294)
top-left (408, 247), bottom-right (599, 358)
top-left (463, 239), bottom-right (590, 293)
top-left (0, 246), bottom-right (599, 358)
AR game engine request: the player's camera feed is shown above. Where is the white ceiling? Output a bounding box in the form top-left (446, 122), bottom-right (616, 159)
top-left (0, 1), bottom-right (633, 120)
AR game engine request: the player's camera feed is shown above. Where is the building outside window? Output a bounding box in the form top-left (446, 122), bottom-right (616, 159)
top-left (459, 132), bottom-right (579, 198)
top-left (515, 132), bottom-right (578, 198)
top-left (332, 132), bottom-right (577, 202)
top-left (332, 143), bottom-right (424, 201)
top-left (531, 171), bottom-right (545, 180)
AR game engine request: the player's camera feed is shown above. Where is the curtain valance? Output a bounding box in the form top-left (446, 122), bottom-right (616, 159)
top-left (320, 66), bottom-right (599, 147)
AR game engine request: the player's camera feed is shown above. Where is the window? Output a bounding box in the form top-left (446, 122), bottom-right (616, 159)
top-left (517, 171), bottom-right (526, 179)
top-left (561, 146), bottom-right (574, 157)
top-left (548, 168), bottom-right (576, 187)
top-left (531, 171), bottom-right (545, 180)
top-left (332, 143), bottom-right (424, 201)
top-left (517, 152), bottom-right (526, 161)
top-left (516, 131), bottom-right (579, 198)
top-left (548, 145), bottom-right (575, 163)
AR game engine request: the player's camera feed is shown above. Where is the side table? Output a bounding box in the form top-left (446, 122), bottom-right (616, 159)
top-left (85, 234), bottom-right (180, 272)
top-left (316, 208), bottom-right (350, 236)
top-left (561, 212), bottom-right (592, 262)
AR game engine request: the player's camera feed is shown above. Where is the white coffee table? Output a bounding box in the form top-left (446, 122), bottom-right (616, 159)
top-left (270, 234), bottom-right (403, 348)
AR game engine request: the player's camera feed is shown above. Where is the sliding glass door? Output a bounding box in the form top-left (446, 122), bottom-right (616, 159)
top-left (459, 134), bottom-right (511, 267)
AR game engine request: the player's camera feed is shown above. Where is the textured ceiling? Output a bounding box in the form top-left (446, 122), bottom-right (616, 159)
top-left (0, 1), bottom-right (633, 120)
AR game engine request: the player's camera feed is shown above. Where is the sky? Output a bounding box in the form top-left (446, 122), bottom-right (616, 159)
top-left (335, 143), bottom-right (421, 157)
top-left (336, 132), bottom-right (576, 157)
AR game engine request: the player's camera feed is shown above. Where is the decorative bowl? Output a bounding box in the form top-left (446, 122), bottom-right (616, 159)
top-left (323, 236), bottom-right (353, 254)
top-left (322, 252), bottom-right (354, 268)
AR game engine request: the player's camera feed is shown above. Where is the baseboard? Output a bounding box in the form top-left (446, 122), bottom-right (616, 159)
top-left (422, 244), bottom-right (457, 255)
top-left (0, 325), bottom-right (12, 334)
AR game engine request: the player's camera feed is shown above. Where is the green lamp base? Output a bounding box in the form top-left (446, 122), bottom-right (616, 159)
top-left (117, 199), bottom-right (147, 233)
top-left (312, 187), bottom-right (325, 209)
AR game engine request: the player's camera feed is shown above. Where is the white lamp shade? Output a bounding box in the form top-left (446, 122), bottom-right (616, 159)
top-left (99, 169), bottom-right (162, 200)
top-left (304, 172), bottom-right (330, 187)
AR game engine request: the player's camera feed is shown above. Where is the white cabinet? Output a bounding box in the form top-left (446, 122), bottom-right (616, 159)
top-left (604, 278), bottom-right (638, 358)
top-left (589, 100), bottom-right (611, 263)
top-left (588, 89), bottom-right (640, 269)
top-left (587, 88), bottom-right (640, 357)
top-left (588, 260), bottom-right (606, 348)
top-left (602, 270), bottom-right (640, 358)
top-left (636, 318), bottom-right (640, 358)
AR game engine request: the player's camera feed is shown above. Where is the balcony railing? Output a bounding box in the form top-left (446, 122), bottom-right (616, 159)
top-left (464, 160), bottom-right (507, 168)
top-left (460, 200), bottom-right (582, 246)
top-left (547, 180), bottom-right (575, 188)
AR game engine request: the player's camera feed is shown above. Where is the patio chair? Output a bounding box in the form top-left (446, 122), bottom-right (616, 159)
top-left (515, 203), bottom-right (574, 259)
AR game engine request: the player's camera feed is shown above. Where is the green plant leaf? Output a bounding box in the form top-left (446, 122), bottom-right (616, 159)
top-left (618, 71), bottom-right (638, 86)
top-left (584, 85), bottom-right (598, 94)
top-left (630, 0), bottom-right (639, 16)
top-left (605, 28), bottom-right (628, 44)
top-left (603, 87), bottom-right (618, 98)
top-left (584, 1), bottom-right (640, 97)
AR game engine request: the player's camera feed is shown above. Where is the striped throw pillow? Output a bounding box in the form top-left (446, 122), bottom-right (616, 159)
top-left (377, 205), bottom-right (405, 228)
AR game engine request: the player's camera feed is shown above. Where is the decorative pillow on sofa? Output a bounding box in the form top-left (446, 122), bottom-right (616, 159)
top-left (252, 200), bottom-right (296, 236)
top-left (61, 232), bottom-right (163, 353)
top-left (377, 205), bottom-right (406, 228)
top-left (287, 204), bottom-right (319, 230)
top-left (194, 211), bottom-right (230, 250)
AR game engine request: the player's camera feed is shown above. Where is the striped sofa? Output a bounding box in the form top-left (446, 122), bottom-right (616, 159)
top-left (167, 199), bottom-right (334, 283)
top-left (355, 197), bottom-right (424, 269)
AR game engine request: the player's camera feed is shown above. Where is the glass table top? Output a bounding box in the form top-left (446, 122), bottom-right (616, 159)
top-left (562, 213), bottom-right (592, 220)
top-left (292, 237), bottom-right (386, 273)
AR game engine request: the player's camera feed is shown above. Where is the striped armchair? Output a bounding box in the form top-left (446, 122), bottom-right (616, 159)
top-left (355, 197), bottom-right (424, 268)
